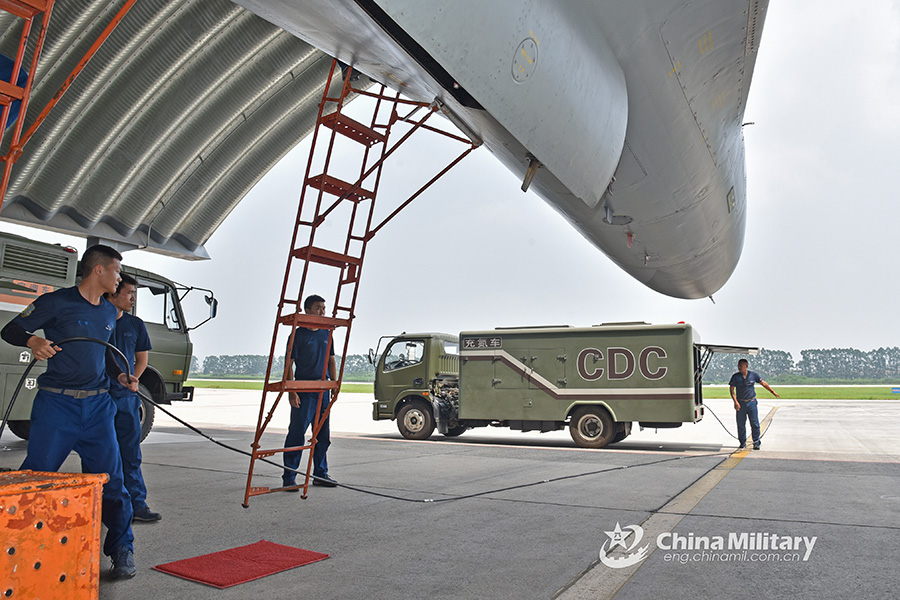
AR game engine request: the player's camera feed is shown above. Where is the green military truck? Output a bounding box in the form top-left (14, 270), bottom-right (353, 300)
top-left (0, 231), bottom-right (216, 441)
top-left (371, 323), bottom-right (755, 448)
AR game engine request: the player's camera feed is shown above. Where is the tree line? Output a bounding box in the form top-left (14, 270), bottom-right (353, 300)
top-left (191, 346), bottom-right (900, 384)
top-left (704, 347), bottom-right (900, 384)
top-left (191, 354), bottom-right (375, 381)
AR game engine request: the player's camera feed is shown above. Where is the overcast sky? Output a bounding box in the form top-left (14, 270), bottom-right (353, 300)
top-left (7, 1), bottom-right (900, 365)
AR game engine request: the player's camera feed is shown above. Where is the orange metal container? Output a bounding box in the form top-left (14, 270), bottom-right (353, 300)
top-left (1, 470), bottom-right (107, 599)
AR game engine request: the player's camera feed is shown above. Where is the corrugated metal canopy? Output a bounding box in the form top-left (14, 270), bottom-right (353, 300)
top-left (0, 0), bottom-right (347, 259)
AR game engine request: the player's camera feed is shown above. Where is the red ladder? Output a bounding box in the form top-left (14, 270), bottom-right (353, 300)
top-left (0, 0), bottom-right (138, 210)
top-left (243, 61), bottom-right (478, 504)
top-left (0, 0), bottom-right (55, 203)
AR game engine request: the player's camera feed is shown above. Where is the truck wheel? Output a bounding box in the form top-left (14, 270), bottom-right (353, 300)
top-left (569, 406), bottom-right (614, 449)
top-left (7, 420), bottom-right (30, 440)
top-left (397, 401), bottom-right (435, 440)
top-left (443, 426), bottom-right (467, 438)
top-left (138, 384), bottom-right (156, 442)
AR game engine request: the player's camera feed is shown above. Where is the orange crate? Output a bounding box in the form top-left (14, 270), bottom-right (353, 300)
top-left (1, 470), bottom-right (107, 599)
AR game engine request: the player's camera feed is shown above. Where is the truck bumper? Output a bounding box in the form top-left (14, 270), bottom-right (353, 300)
top-left (372, 401), bottom-right (391, 420)
top-left (166, 385), bottom-right (194, 403)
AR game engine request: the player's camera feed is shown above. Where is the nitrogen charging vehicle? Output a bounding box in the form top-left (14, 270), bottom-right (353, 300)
top-left (370, 323), bottom-right (754, 448)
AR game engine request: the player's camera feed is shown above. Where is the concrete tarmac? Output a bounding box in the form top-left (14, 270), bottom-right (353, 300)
top-left (1, 391), bottom-right (898, 599)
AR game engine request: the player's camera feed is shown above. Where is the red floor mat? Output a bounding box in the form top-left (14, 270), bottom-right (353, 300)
top-left (152, 540), bottom-right (329, 588)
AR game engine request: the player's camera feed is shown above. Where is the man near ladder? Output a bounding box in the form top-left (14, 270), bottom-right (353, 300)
top-left (282, 294), bottom-right (338, 490)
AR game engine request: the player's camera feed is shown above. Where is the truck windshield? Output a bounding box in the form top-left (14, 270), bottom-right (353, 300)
top-left (383, 339), bottom-right (424, 372)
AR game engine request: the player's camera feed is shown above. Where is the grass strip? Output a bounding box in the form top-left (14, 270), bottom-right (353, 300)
top-left (701, 386), bottom-right (899, 400)
top-left (187, 380), bottom-right (374, 394)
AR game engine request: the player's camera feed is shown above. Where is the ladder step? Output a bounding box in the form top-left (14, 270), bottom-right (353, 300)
top-left (252, 443), bottom-right (313, 460)
top-left (0, 0), bottom-right (49, 18)
top-left (277, 313), bottom-right (351, 329)
top-left (266, 380), bottom-right (340, 393)
top-left (0, 80), bottom-right (24, 103)
top-left (307, 173), bottom-right (373, 202)
top-left (292, 245), bottom-right (361, 268)
top-left (321, 111), bottom-right (386, 147)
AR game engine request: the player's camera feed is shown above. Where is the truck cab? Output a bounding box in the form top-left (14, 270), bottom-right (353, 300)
top-left (371, 333), bottom-right (460, 439)
top-left (122, 265), bottom-right (216, 438)
top-left (0, 231), bottom-right (216, 441)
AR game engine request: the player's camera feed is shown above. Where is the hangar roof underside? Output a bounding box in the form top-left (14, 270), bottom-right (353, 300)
top-left (0, 0), bottom-right (341, 260)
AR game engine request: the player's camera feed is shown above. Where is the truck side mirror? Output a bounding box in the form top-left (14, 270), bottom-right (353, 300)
top-left (186, 294), bottom-right (218, 332)
top-left (206, 294), bottom-right (218, 318)
top-left (367, 348), bottom-right (375, 365)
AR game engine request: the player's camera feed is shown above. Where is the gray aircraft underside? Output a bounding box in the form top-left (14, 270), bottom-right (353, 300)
top-left (234, 0), bottom-right (768, 299)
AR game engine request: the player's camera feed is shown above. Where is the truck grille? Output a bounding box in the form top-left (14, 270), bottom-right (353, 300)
top-left (1, 243), bottom-right (71, 281)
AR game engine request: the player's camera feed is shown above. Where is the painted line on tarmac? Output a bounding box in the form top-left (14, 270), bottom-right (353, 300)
top-left (554, 408), bottom-right (778, 600)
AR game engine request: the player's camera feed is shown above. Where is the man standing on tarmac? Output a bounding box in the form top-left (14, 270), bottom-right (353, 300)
top-left (282, 294), bottom-right (338, 490)
top-left (0, 244), bottom-right (140, 579)
top-left (106, 273), bottom-right (162, 523)
top-left (730, 358), bottom-right (779, 450)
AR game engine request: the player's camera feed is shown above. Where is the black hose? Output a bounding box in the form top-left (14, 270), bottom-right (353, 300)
top-left (0, 336), bottom-right (133, 444)
top-left (699, 402), bottom-right (771, 442)
top-left (0, 336), bottom-right (743, 506)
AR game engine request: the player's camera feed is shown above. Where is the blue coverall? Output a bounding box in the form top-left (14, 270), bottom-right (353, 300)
top-left (110, 312), bottom-right (152, 512)
top-left (8, 287), bottom-right (134, 556)
top-left (282, 327), bottom-right (334, 486)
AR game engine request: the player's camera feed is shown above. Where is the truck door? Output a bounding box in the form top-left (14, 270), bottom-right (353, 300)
top-left (527, 347), bottom-right (567, 391)
top-left (693, 345), bottom-right (703, 417)
top-left (379, 339), bottom-right (427, 404)
top-left (492, 346), bottom-right (566, 391)
top-left (134, 277), bottom-right (190, 392)
top-left (695, 343), bottom-right (761, 420)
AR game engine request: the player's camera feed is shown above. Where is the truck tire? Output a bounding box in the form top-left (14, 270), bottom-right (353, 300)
top-left (443, 426), bottom-right (467, 438)
top-left (611, 428), bottom-right (629, 444)
top-left (7, 420), bottom-right (30, 440)
top-left (569, 406), bottom-right (615, 449)
top-left (138, 384), bottom-right (156, 442)
top-left (611, 422), bottom-right (631, 444)
top-left (397, 401), bottom-right (435, 440)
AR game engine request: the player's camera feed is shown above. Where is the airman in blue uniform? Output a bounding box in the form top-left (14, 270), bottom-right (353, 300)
top-left (729, 358), bottom-right (779, 450)
top-left (1, 245), bottom-right (140, 579)
top-left (282, 294), bottom-right (338, 490)
top-left (107, 273), bottom-right (161, 523)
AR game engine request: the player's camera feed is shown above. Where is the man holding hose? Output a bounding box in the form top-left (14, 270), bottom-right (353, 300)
top-left (0, 244), bottom-right (140, 580)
